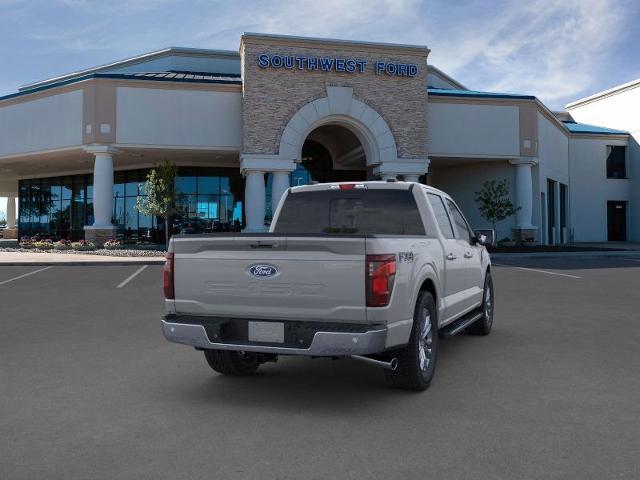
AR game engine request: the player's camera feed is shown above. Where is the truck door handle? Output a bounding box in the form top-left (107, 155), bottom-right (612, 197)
top-left (446, 253), bottom-right (457, 261)
top-left (464, 251), bottom-right (473, 259)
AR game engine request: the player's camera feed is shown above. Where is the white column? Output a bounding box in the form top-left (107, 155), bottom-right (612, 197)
top-left (404, 174), bottom-right (420, 183)
top-left (244, 170), bottom-right (266, 232)
top-left (6, 195), bottom-right (16, 229)
top-left (92, 152), bottom-right (115, 227)
top-left (271, 172), bottom-right (290, 214)
top-left (510, 158), bottom-right (537, 229)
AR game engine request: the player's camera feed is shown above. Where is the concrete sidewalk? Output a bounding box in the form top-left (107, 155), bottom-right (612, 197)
top-left (492, 249), bottom-right (640, 260)
top-left (0, 251), bottom-right (165, 266)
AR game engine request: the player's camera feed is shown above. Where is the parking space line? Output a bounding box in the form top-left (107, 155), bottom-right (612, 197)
top-left (0, 266), bottom-right (53, 286)
top-left (493, 264), bottom-right (581, 279)
top-left (116, 265), bottom-right (149, 289)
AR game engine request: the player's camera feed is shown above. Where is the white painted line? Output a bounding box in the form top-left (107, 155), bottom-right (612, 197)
top-left (117, 265), bottom-right (148, 289)
top-left (493, 263), bottom-right (581, 279)
top-left (0, 266), bottom-right (53, 286)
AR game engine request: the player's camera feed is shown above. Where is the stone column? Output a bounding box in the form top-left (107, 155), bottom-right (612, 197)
top-left (509, 158), bottom-right (538, 242)
top-left (6, 195), bottom-right (16, 228)
top-left (2, 195), bottom-right (18, 240)
top-left (84, 145), bottom-right (117, 245)
top-left (271, 171), bottom-right (290, 214)
top-left (240, 154), bottom-right (296, 232)
top-left (244, 170), bottom-right (266, 232)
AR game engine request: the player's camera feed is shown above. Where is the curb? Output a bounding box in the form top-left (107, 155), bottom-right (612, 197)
top-left (0, 259), bottom-right (166, 266)
top-left (491, 250), bottom-right (640, 260)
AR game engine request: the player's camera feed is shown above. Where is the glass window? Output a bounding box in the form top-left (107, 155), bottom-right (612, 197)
top-left (86, 175), bottom-right (94, 199)
top-left (113, 171), bottom-right (126, 199)
top-left (427, 194), bottom-right (454, 239)
top-left (175, 176), bottom-right (197, 195)
top-left (113, 196), bottom-right (125, 229)
top-left (198, 176), bottom-right (219, 195)
top-left (124, 196), bottom-right (138, 240)
top-left (125, 171), bottom-right (139, 196)
top-left (60, 178), bottom-right (72, 200)
top-left (606, 146), bottom-right (626, 179)
top-left (196, 195), bottom-right (218, 220)
top-left (60, 199), bottom-right (72, 235)
top-left (446, 199), bottom-right (473, 244)
top-left (274, 189), bottom-right (425, 235)
top-left (17, 167), bottom-right (245, 241)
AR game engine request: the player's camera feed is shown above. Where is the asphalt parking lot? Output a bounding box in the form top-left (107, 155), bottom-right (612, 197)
top-left (1, 257), bottom-right (640, 479)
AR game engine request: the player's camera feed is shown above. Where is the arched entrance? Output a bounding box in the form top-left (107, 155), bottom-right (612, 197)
top-left (243, 86), bottom-right (427, 231)
top-left (300, 124), bottom-right (368, 183)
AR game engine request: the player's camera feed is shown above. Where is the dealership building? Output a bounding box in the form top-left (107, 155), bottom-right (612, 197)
top-left (0, 33), bottom-right (637, 244)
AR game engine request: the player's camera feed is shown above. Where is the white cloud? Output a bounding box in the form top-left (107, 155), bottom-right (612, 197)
top-left (426, 0), bottom-right (631, 108)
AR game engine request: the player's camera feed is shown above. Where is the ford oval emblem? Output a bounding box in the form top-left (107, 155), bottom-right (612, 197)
top-left (248, 264), bottom-right (279, 278)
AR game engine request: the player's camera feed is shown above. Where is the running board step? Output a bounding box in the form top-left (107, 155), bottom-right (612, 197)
top-left (439, 311), bottom-right (483, 338)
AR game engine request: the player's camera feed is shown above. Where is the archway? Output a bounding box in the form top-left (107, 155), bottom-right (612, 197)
top-left (300, 124), bottom-right (368, 183)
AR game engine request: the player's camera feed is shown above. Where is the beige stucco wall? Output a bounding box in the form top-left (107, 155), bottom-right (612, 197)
top-left (240, 35), bottom-right (429, 160)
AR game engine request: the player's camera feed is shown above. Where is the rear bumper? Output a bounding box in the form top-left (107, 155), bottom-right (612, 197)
top-left (161, 316), bottom-right (388, 356)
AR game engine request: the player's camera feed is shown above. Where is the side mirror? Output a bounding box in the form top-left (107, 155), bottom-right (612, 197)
top-left (474, 229), bottom-right (494, 246)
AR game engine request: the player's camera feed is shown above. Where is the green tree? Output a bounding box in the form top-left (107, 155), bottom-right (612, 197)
top-left (136, 160), bottom-right (178, 244)
top-left (474, 179), bottom-right (520, 236)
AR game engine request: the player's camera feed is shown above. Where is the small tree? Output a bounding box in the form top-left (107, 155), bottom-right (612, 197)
top-left (136, 160), bottom-right (178, 244)
top-left (474, 179), bottom-right (520, 237)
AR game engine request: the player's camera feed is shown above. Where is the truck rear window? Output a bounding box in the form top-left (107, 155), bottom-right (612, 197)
top-left (273, 189), bottom-right (425, 235)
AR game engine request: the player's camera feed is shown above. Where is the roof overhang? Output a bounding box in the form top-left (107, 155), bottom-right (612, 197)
top-left (19, 47), bottom-right (240, 93)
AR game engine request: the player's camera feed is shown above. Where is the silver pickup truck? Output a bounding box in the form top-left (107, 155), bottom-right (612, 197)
top-left (162, 181), bottom-right (493, 390)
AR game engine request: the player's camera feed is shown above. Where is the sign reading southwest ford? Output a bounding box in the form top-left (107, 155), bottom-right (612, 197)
top-left (257, 53), bottom-right (418, 77)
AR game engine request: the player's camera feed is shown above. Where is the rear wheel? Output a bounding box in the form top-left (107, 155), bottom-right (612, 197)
top-left (385, 291), bottom-right (438, 391)
top-left (468, 272), bottom-right (494, 335)
top-left (204, 350), bottom-right (260, 376)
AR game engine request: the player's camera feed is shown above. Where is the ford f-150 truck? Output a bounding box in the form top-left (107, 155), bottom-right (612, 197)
top-left (162, 181), bottom-right (493, 390)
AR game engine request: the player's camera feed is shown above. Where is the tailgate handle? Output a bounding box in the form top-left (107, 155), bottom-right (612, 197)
top-left (250, 241), bottom-right (280, 249)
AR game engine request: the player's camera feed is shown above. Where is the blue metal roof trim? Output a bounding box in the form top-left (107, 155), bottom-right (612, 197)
top-left (427, 87), bottom-right (536, 100)
top-left (0, 72), bottom-right (242, 102)
top-left (562, 121), bottom-right (628, 135)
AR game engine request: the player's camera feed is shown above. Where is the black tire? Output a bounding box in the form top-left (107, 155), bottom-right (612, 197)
top-left (384, 291), bottom-right (438, 391)
top-left (468, 272), bottom-right (494, 335)
top-left (203, 349), bottom-right (260, 376)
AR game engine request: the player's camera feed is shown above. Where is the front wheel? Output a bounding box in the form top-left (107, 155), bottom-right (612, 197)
top-left (204, 349), bottom-right (260, 376)
top-left (385, 291), bottom-right (438, 391)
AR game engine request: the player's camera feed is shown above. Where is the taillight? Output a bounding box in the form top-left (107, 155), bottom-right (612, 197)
top-left (366, 254), bottom-right (396, 307)
top-left (163, 252), bottom-right (174, 299)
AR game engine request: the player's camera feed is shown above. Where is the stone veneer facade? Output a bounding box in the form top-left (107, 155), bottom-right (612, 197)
top-left (240, 34), bottom-right (429, 161)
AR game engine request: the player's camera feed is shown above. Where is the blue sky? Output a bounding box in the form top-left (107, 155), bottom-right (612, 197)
top-left (1, 0), bottom-right (639, 217)
top-left (1, 0), bottom-right (639, 108)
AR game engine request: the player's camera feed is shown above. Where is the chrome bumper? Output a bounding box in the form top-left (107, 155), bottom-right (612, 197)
top-left (161, 320), bottom-right (387, 356)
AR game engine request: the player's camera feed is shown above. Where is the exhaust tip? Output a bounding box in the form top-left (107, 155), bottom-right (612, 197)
top-left (390, 358), bottom-right (398, 371)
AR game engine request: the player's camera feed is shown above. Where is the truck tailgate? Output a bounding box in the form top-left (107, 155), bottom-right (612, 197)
top-left (173, 235), bottom-right (367, 322)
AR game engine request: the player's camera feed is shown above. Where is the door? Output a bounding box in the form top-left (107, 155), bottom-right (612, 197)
top-left (445, 198), bottom-right (484, 308)
top-left (607, 201), bottom-right (627, 241)
top-left (540, 193), bottom-right (546, 245)
top-left (560, 184), bottom-right (568, 243)
top-left (426, 193), bottom-right (469, 321)
top-left (547, 179), bottom-right (556, 244)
